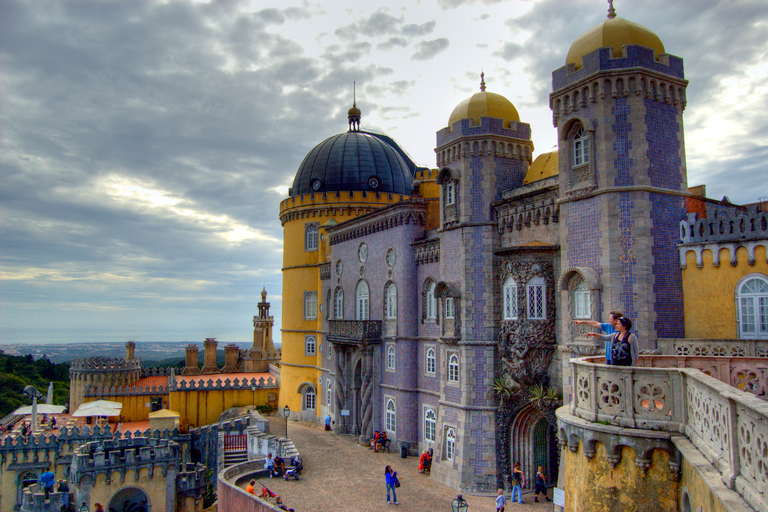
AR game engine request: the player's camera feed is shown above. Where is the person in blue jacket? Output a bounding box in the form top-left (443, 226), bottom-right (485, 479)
top-left (385, 465), bottom-right (398, 505)
top-left (575, 310), bottom-right (623, 364)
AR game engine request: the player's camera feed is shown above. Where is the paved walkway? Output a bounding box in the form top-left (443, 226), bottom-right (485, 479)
top-left (249, 418), bottom-right (554, 512)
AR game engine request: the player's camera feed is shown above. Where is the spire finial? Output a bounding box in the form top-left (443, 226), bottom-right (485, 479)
top-left (607, 0), bottom-right (616, 19)
top-left (480, 70), bottom-right (486, 92)
top-left (353, 81), bottom-right (357, 107)
top-left (348, 82), bottom-right (361, 132)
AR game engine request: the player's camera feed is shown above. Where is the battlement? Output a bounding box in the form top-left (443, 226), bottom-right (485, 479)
top-left (279, 189), bottom-right (408, 224)
top-left (170, 375), bottom-right (278, 392)
top-left (85, 383), bottom-right (168, 397)
top-left (176, 462), bottom-right (208, 497)
top-left (20, 484), bottom-right (69, 512)
top-left (680, 205), bottom-right (768, 245)
top-left (69, 356), bottom-right (142, 372)
top-left (142, 366), bottom-right (175, 377)
top-left (70, 437), bottom-right (179, 485)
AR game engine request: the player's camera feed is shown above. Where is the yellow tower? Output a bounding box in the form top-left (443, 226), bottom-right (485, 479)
top-left (278, 102), bottom-right (420, 418)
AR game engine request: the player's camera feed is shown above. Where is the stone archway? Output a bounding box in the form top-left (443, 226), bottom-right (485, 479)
top-left (107, 487), bottom-right (150, 512)
top-left (504, 403), bottom-right (557, 491)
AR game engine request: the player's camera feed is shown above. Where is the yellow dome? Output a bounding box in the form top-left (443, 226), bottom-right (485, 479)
top-left (566, 16), bottom-right (665, 70)
top-left (523, 149), bottom-right (558, 184)
top-left (448, 77), bottom-right (520, 130)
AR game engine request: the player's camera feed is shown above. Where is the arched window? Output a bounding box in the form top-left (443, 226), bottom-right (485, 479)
top-left (305, 335), bottom-right (316, 355)
top-left (527, 276), bottom-right (546, 320)
top-left (386, 399), bottom-right (396, 432)
top-left (303, 386), bottom-right (316, 411)
top-left (334, 288), bottom-right (344, 320)
top-left (305, 223), bottom-right (319, 251)
top-left (386, 283), bottom-right (397, 319)
top-left (426, 347), bottom-right (436, 374)
top-left (448, 353), bottom-right (459, 383)
top-left (573, 126), bottom-right (589, 166)
top-left (737, 275), bottom-right (768, 339)
top-left (304, 292), bottom-right (318, 320)
top-left (503, 276), bottom-right (518, 320)
top-left (574, 280), bottom-right (591, 319)
top-left (356, 281), bottom-right (369, 320)
top-left (386, 345), bottom-right (396, 370)
top-left (425, 280), bottom-right (437, 320)
top-left (425, 409), bottom-right (436, 442)
top-left (445, 428), bottom-right (456, 461)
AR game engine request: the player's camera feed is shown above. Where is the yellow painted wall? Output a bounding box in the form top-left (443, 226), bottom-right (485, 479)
top-left (168, 388), bottom-right (275, 428)
top-left (564, 442), bottom-right (677, 512)
top-left (682, 245), bottom-right (768, 338)
top-left (278, 191), bottom-right (408, 414)
top-left (83, 394), bottom-right (167, 423)
top-left (0, 447), bottom-right (72, 512)
top-left (88, 468), bottom-right (167, 512)
top-left (678, 457), bottom-right (729, 512)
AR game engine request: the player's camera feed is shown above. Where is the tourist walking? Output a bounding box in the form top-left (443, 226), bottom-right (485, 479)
top-left (534, 466), bottom-right (550, 502)
top-left (587, 316), bottom-right (638, 366)
top-left (511, 462), bottom-right (524, 504)
top-left (385, 465), bottom-right (399, 505)
top-left (496, 488), bottom-right (507, 511)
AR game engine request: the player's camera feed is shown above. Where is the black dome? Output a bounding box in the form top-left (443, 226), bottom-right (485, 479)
top-left (290, 131), bottom-right (416, 197)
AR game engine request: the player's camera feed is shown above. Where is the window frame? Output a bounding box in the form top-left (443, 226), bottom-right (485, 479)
top-left (445, 296), bottom-right (455, 319)
top-left (304, 291), bottom-right (318, 320)
top-left (447, 353), bottom-right (459, 383)
top-left (503, 276), bottom-right (518, 320)
top-left (573, 126), bottom-right (589, 167)
top-left (426, 281), bottom-right (437, 320)
top-left (527, 276), bottom-right (546, 320)
top-left (425, 409), bottom-right (436, 442)
top-left (356, 280), bottom-right (369, 321)
top-left (386, 344), bottom-right (396, 371)
top-left (303, 386), bottom-right (316, 411)
top-left (386, 282), bottom-right (398, 319)
top-left (737, 274), bottom-right (768, 339)
top-left (426, 346), bottom-right (436, 375)
top-left (326, 379), bottom-right (332, 407)
top-left (334, 287), bottom-right (344, 320)
top-left (446, 181), bottom-right (455, 205)
top-left (445, 427), bottom-right (456, 461)
top-left (304, 335), bottom-right (316, 356)
top-left (385, 399), bottom-right (396, 433)
top-left (304, 223), bottom-right (319, 251)
top-left (573, 281), bottom-right (591, 319)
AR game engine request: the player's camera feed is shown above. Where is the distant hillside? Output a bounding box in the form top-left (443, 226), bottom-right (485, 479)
top-left (0, 353), bottom-right (70, 417)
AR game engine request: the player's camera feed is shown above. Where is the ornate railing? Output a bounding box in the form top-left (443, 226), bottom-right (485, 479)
top-left (657, 338), bottom-right (768, 358)
top-left (639, 355), bottom-right (768, 397)
top-left (327, 320), bottom-right (382, 345)
top-left (570, 356), bottom-right (768, 511)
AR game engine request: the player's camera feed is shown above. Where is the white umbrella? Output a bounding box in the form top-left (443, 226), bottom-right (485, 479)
top-left (46, 382), bottom-right (54, 405)
top-left (12, 404), bottom-right (66, 415)
top-left (78, 400), bottom-right (123, 410)
top-left (72, 401), bottom-right (122, 417)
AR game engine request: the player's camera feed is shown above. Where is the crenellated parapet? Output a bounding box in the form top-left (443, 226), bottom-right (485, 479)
top-left (170, 376), bottom-right (278, 392)
top-left (279, 189), bottom-right (408, 225)
top-left (175, 462), bottom-right (208, 499)
top-left (85, 383), bottom-right (168, 397)
top-left (70, 437), bottom-right (180, 486)
top-left (69, 356), bottom-right (142, 373)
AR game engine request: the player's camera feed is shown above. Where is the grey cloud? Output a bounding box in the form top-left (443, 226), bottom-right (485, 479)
top-left (362, 10), bottom-right (404, 36)
top-left (494, 42), bottom-right (523, 61)
top-left (378, 37), bottom-right (408, 51)
top-left (401, 20), bottom-right (436, 37)
top-left (411, 38), bottom-right (450, 61)
top-left (436, 0), bottom-right (505, 9)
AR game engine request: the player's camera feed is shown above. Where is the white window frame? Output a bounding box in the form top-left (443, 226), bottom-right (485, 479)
top-left (304, 291), bottom-right (318, 320)
top-left (304, 223), bottom-right (319, 251)
top-left (737, 274), bottom-right (768, 339)
top-left (527, 276), bottom-right (546, 320)
top-left (385, 399), bottom-right (396, 433)
top-left (574, 281), bottom-right (591, 319)
top-left (334, 288), bottom-right (344, 320)
top-left (445, 427), bottom-right (456, 461)
top-left (426, 347), bottom-right (436, 375)
top-left (574, 126), bottom-right (589, 167)
top-left (426, 281), bottom-right (437, 320)
top-left (326, 379), bottom-right (332, 407)
top-left (448, 353), bottom-right (459, 383)
top-left (386, 283), bottom-right (397, 319)
top-left (386, 344), bottom-right (396, 371)
top-left (305, 335), bottom-right (316, 355)
top-left (446, 181), bottom-right (455, 205)
top-left (356, 281), bottom-right (369, 321)
top-left (445, 297), bottom-right (454, 319)
top-left (503, 276), bottom-right (518, 320)
top-left (303, 386), bottom-right (316, 411)
top-left (425, 409), bottom-right (436, 442)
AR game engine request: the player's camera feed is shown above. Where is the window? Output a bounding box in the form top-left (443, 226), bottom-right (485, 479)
top-left (737, 275), bottom-right (768, 339)
top-left (326, 379), bottom-right (332, 407)
top-left (426, 281), bottom-right (437, 320)
top-left (356, 281), bottom-right (369, 320)
top-left (574, 281), bottom-right (591, 319)
top-left (448, 353), bottom-right (459, 383)
top-left (445, 428), bottom-right (456, 461)
top-left (386, 399), bottom-right (396, 433)
top-left (326, 289), bottom-right (331, 321)
top-left (425, 409), bottom-right (436, 442)
top-left (304, 292), bottom-right (318, 320)
top-left (574, 126), bottom-right (589, 166)
top-left (446, 182), bottom-right (455, 205)
top-left (303, 386), bottom-right (316, 410)
top-left (305, 223), bottom-right (319, 251)
top-left (386, 345), bottom-right (396, 370)
top-left (503, 276), bottom-right (518, 320)
top-left (445, 297), bottom-right (455, 319)
top-left (334, 288), bottom-right (344, 319)
top-left (305, 335), bottom-right (316, 355)
top-left (386, 283), bottom-right (397, 319)
top-left (527, 276), bottom-right (546, 320)
top-left (426, 347), bottom-right (436, 374)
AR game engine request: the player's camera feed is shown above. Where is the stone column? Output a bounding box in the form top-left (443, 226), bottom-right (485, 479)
top-left (358, 347), bottom-right (374, 444)
top-left (333, 344), bottom-right (347, 434)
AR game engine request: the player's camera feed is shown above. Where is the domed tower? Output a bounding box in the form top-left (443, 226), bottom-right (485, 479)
top-left (551, 4), bottom-right (688, 347)
top-left (278, 102), bottom-right (418, 418)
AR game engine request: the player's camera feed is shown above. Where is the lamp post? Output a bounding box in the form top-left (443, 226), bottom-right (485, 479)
top-left (251, 386), bottom-right (256, 411)
top-left (79, 502), bottom-right (89, 512)
top-left (451, 494), bottom-right (469, 512)
top-left (283, 405), bottom-right (290, 439)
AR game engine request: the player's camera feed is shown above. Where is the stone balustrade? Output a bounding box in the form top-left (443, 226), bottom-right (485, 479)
top-left (658, 338), bottom-right (768, 358)
top-left (327, 320), bottom-right (382, 345)
top-left (569, 356), bottom-right (768, 512)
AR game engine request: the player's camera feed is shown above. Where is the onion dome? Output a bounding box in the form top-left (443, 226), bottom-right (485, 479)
top-left (448, 72), bottom-right (520, 130)
top-left (523, 149), bottom-right (559, 185)
top-left (566, 3), bottom-right (665, 70)
top-left (290, 131), bottom-right (415, 197)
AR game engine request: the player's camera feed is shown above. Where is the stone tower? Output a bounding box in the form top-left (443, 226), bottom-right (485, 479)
top-left (552, 9), bottom-right (688, 348)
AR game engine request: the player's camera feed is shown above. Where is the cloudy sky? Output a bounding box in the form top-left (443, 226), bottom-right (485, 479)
top-left (1, 0), bottom-right (766, 346)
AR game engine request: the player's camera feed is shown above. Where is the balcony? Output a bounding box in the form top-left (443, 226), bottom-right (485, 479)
top-left (327, 320), bottom-right (382, 346)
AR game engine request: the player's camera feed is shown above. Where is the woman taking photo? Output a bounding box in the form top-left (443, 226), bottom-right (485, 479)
top-left (587, 316), bottom-right (638, 366)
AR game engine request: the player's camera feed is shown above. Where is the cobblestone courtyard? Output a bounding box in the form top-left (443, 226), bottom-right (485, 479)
top-left (252, 419), bottom-right (555, 512)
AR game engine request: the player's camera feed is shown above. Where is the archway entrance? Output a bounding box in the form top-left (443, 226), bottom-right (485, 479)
top-left (107, 487), bottom-right (149, 512)
top-left (509, 404), bottom-right (556, 490)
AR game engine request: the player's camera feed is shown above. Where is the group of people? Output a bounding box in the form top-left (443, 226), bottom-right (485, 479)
top-left (368, 430), bottom-right (389, 452)
top-left (263, 452), bottom-right (286, 478)
top-left (245, 480), bottom-right (294, 511)
top-left (495, 464), bottom-right (550, 509)
top-left (576, 310), bottom-right (639, 366)
top-left (417, 448), bottom-right (432, 473)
